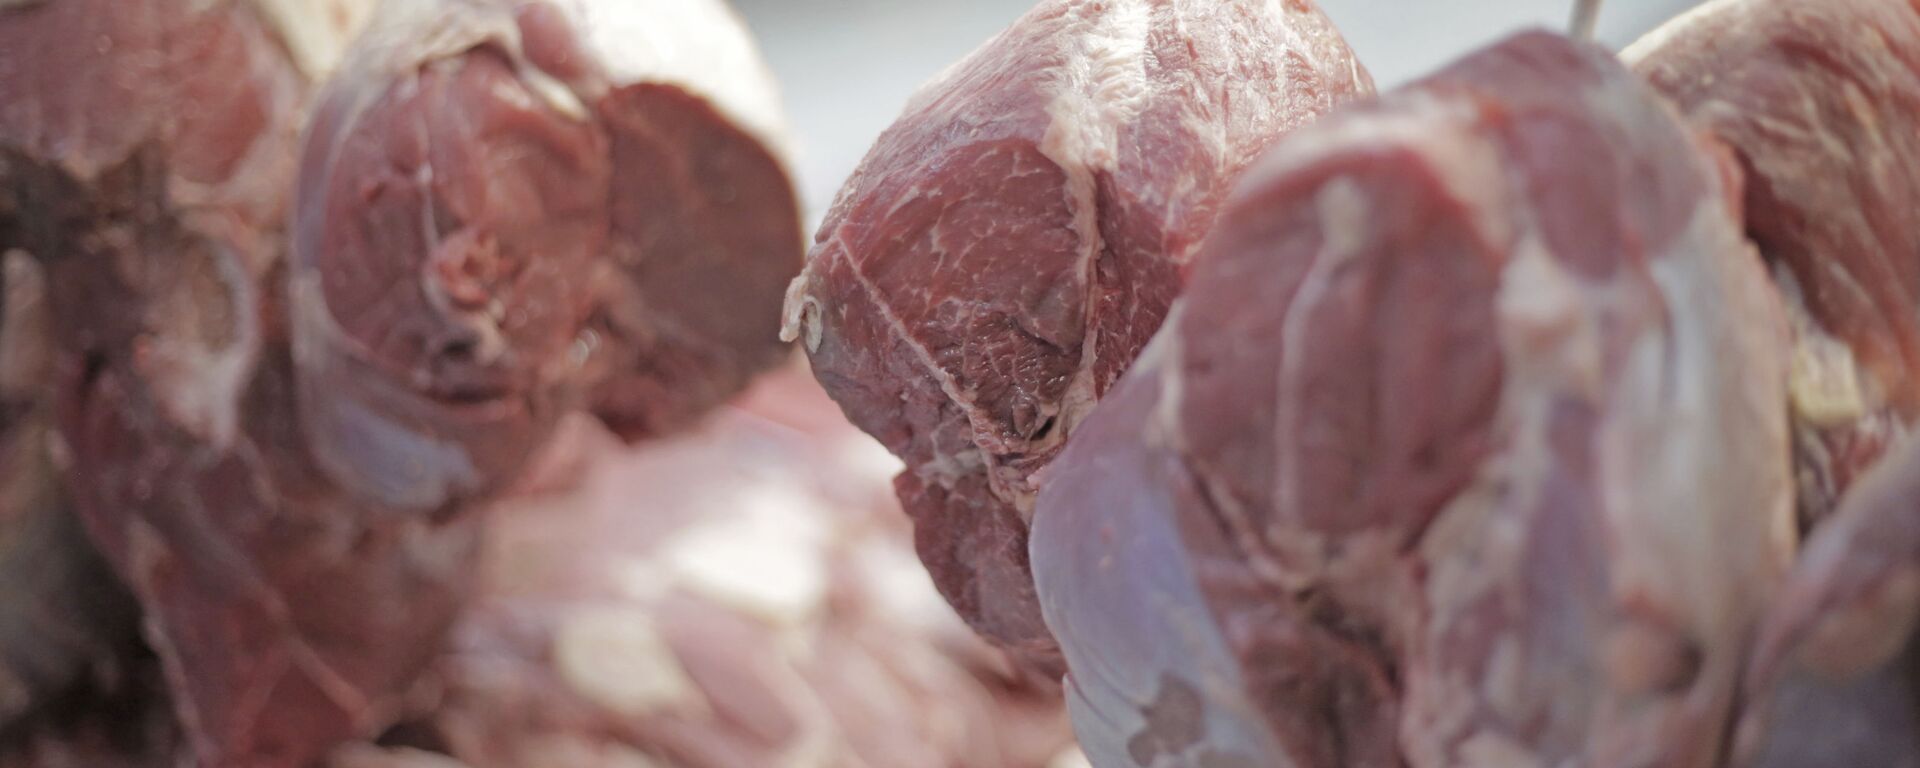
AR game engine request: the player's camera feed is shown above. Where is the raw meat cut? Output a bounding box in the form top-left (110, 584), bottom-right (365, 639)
top-left (1626, 0), bottom-right (1920, 524)
top-left (1732, 435), bottom-right (1920, 768)
top-left (323, 366), bottom-right (1077, 768)
top-left (292, 0), bottom-right (803, 509)
top-left (780, 0), bottom-right (1372, 671)
top-left (1030, 32), bottom-right (1795, 768)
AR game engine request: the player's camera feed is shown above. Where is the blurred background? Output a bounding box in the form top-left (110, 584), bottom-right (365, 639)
top-left (730, 0), bottom-right (1704, 224)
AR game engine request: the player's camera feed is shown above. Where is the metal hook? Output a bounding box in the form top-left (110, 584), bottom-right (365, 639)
top-left (1570, 0), bottom-right (1603, 41)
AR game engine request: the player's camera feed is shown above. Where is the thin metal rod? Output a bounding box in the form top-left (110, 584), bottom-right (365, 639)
top-left (1570, 0), bottom-right (1603, 41)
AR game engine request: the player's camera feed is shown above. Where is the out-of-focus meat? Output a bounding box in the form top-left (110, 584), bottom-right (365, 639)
top-left (291, 0), bottom-right (803, 511)
top-left (0, 253), bottom-right (138, 729)
top-left (329, 365), bottom-right (1078, 768)
top-left (1, 1), bottom-right (486, 766)
top-left (780, 0), bottom-right (1372, 672)
top-left (1626, 0), bottom-right (1920, 524)
top-left (1734, 435), bottom-right (1920, 767)
top-left (3, 0), bottom-right (801, 764)
top-left (1031, 32), bottom-right (1794, 768)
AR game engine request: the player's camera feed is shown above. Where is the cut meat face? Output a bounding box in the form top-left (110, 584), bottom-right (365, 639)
top-left (293, 0), bottom-right (805, 508)
top-left (1627, 0), bottom-right (1920, 525)
top-left (782, 0), bottom-right (1372, 672)
top-left (1031, 32), bottom-right (1795, 768)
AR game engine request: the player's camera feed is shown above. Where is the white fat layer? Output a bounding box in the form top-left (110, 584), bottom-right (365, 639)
top-left (657, 481), bottom-right (832, 625)
top-left (778, 270), bottom-right (822, 351)
top-left (1772, 264), bottom-right (1874, 427)
top-left (144, 246), bottom-right (259, 451)
top-left (1619, 0), bottom-right (1749, 65)
top-left (342, 0), bottom-right (586, 120)
top-left (553, 606), bottom-right (706, 718)
top-left (553, 0), bottom-right (793, 163)
top-left (250, 0), bottom-right (376, 79)
top-left (1038, 0), bottom-right (1153, 176)
top-left (1599, 201), bottom-right (1793, 642)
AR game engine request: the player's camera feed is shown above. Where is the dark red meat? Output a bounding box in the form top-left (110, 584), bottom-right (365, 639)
top-left (782, 0), bottom-right (1372, 671)
top-left (1627, 0), bottom-right (1920, 524)
top-left (1031, 32), bottom-right (1795, 767)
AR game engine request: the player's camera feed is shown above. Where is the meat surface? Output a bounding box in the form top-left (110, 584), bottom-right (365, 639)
top-left (1625, 0), bottom-right (1920, 524)
top-left (1733, 435), bottom-right (1920, 768)
top-left (325, 366), bottom-right (1078, 768)
top-left (780, 0), bottom-right (1372, 671)
top-left (1031, 32), bottom-right (1794, 768)
top-left (3, 0), bottom-right (802, 764)
top-left (292, 0), bottom-right (803, 509)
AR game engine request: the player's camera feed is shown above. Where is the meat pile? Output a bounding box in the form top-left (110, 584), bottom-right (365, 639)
top-left (781, 0), bottom-right (1373, 673)
top-left (793, 0), bottom-right (1920, 765)
top-left (0, 0), bottom-right (1012, 764)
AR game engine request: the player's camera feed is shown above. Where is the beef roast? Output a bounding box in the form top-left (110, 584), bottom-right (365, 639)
top-left (1626, 0), bottom-right (1920, 524)
top-left (780, 0), bottom-right (1372, 672)
top-left (1030, 32), bottom-right (1795, 767)
top-left (327, 367), bottom-right (1076, 768)
top-left (291, 0), bottom-right (803, 509)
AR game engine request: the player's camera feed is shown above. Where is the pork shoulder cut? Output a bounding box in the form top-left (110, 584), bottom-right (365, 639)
top-left (1031, 31), bottom-right (1795, 768)
top-left (780, 0), bottom-right (1371, 672)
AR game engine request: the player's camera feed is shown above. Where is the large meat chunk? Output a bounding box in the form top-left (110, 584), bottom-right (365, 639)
top-left (1626, 0), bottom-right (1920, 523)
top-left (1031, 32), bottom-right (1794, 767)
top-left (292, 0), bottom-right (803, 511)
top-left (327, 367), bottom-right (1077, 768)
top-left (780, 0), bottom-right (1371, 671)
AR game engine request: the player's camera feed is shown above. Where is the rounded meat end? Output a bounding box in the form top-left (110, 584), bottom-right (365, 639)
top-left (293, 41), bottom-right (610, 506)
top-left (1034, 31), bottom-right (1794, 767)
top-left (584, 81), bottom-right (805, 442)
